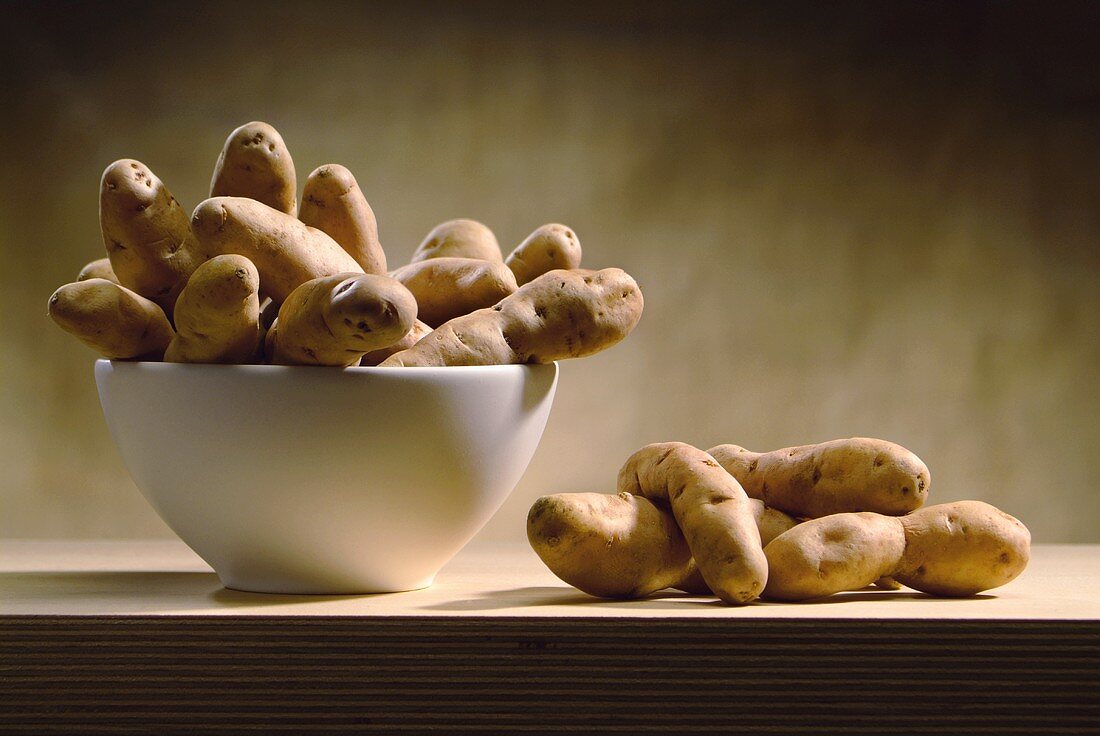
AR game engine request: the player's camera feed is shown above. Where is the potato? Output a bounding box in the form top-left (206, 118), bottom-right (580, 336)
top-left (77, 258), bottom-right (118, 284)
top-left (708, 438), bottom-right (930, 518)
top-left (360, 319), bottom-right (432, 367)
top-left (380, 268), bottom-right (643, 367)
top-left (505, 224), bottom-right (582, 286)
top-left (762, 500), bottom-right (1030, 601)
top-left (210, 121), bottom-right (297, 216)
top-left (527, 492), bottom-right (693, 599)
top-left (300, 164), bottom-right (387, 275)
top-left (617, 442), bottom-right (767, 605)
top-left (190, 196), bottom-right (363, 303)
top-left (266, 273), bottom-right (418, 366)
top-left (673, 501), bottom-right (798, 595)
top-left (164, 255), bottom-right (262, 364)
top-left (409, 219), bottom-right (502, 263)
top-left (100, 159), bottom-right (205, 313)
top-left (528, 490), bottom-right (796, 599)
top-left (390, 257), bottom-right (517, 327)
top-left (48, 278), bottom-right (174, 360)
top-left (895, 501), bottom-right (1031, 596)
top-left (763, 513), bottom-right (905, 601)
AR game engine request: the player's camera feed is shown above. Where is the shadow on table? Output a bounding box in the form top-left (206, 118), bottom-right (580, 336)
top-left (0, 571), bottom-right (373, 611)
top-left (420, 585), bottom-right (994, 611)
top-left (0, 571), bottom-right (221, 612)
top-left (421, 586), bottom-right (725, 611)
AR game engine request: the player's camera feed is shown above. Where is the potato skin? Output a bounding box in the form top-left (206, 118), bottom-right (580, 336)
top-left (210, 121), bottom-right (297, 216)
top-left (617, 442), bottom-right (767, 605)
top-left (409, 219), bottom-right (502, 263)
top-left (100, 159), bottom-right (205, 313)
top-left (78, 258), bottom-right (118, 284)
top-left (164, 255), bottom-right (262, 364)
top-left (267, 273), bottom-right (418, 366)
top-left (505, 224), bottom-right (583, 286)
top-left (763, 513), bottom-right (906, 601)
top-left (708, 438), bottom-right (930, 518)
top-left (48, 278), bottom-right (174, 360)
top-left (380, 268), bottom-right (643, 367)
top-left (359, 319), bottom-right (432, 367)
top-left (391, 257), bottom-right (518, 327)
top-left (762, 501), bottom-right (1031, 601)
top-left (896, 501), bottom-right (1031, 596)
top-left (673, 500), bottom-right (798, 595)
top-left (300, 164), bottom-right (387, 275)
top-left (527, 492), bottom-right (694, 599)
top-left (528, 490), bottom-right (795, 598)
top-left (190, 197), bottom-right (363, 303)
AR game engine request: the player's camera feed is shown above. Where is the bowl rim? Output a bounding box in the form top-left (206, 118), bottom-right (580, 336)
top-left (95, 358), bottom-right (558, 375)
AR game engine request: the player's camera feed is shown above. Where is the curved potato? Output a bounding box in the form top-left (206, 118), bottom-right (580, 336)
top-left (380, 268), bottom-right (642, 367)
top-left (78, 258), bottom-right (118, 284)
top-left (190, 196), bottom-right (363, 303)
top-left (300, 164), bottom-right (387, 275)
top-left (617, 442), bottom-right (767, 605)
top-left (100, 159), bottom-right (205, 313)
top-left (48, 279), bottom-right (174, 360)
top-left (505, 224), bottom-right (582, 286)
top-left (896, 501), bottom-right (1031, 596)
top-left (165, 255), bottom-right (262, 364)
top-left (391, 257), bottom-right (517, 327)
top-left (709, 438), bottom-right (930, 517)
top-left (266, 273), bottom-right (417, 366)
top-left (210, 121), bottom-right (297, 215)
top-left (763, 513), bottom-right (906, 601)
top-left (527, 492), bottom-right (693, 599)
top-left (360, 319), bottom-right (432, 367)
top-left (762, 501), bottom-right (1030, 601)
top-left (409, 219), bottom-right (502, 263)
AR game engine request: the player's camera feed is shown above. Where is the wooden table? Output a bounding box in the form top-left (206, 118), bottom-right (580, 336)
top-left (2, 541), bottom-right (1098, 733)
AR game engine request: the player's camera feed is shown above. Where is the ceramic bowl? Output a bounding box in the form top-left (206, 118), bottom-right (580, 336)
top-left (95, 360), bottom-right (558, 594)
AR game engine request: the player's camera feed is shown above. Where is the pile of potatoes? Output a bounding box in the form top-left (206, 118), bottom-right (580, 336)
top-left (49, 122), bottom-right (644, 369)
top-left (527, 438), bottom-right (1030, 605)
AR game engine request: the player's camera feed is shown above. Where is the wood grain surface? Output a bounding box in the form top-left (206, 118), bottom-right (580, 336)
top-left (1, 542), bottom-right (1097, 733)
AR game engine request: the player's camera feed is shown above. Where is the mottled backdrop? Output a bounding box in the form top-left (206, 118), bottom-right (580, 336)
top-left (1, 2), bottom-right (1097, 542)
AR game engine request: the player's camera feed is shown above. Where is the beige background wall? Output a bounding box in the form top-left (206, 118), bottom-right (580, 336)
top-left (1, 3), bottom-right (1097, 542)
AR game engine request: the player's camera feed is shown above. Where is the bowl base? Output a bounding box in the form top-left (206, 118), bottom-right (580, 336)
top-left (218, 576), bottom-right (436, 596)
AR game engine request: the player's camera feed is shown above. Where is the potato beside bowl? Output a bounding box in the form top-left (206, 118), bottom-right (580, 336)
top-left (95, 360), bottom-right (558, 594)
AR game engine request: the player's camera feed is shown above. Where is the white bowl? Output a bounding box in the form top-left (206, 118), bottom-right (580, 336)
top-left (95, 360), bottom-right (558, 594)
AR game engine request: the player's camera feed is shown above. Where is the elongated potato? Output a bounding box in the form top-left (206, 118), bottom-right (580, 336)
top-left (78, 258), bottom-right (118, 284)
top-left (762, 501), bottom-right (1030, 601)
top-left (391, 257), bottom-right (517, 327)
top-left (48, 278), bottom-right (174, 360)
top-left (210, 121), bottom-right (297, 216)
top-left (164, 255), bottom-right (262, 364)
top-left (380, 268), bottom-right (643, 367)
top-left (895, 501), bottom-right (1031, 596)
top-left (191, 197), bottom-right (363, 303)
top-left (528, 490), bottom-right (796, 599)
top-left (266, 273), bottom-right (417, 366)
top-left (100, 159), bottom-right (205, 313)
top-left (409, 219), bottom-right (502, 263)
top-left (673, 501), bottom-right (798, 595)
top-left (360, 319), bottom-right (432, 367)
top-left (505, 224), bottom-right (582, 286)
top-left (708, 438), bottom-right (930, 518)
top-left (527, 492), bottom-right (693, 599)
top-left (300, 164), bottom-right (387, 274)
top-left (617, 443), bottom-right (767, 605)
